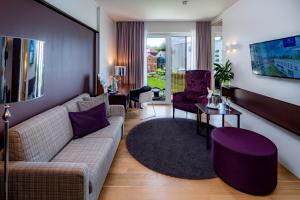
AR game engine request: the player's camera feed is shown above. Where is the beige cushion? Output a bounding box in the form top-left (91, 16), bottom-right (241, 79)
top-left (63, 93), bottom-right (90, 112)
top-left (79, 93), bottom-right (110, 116)
top-left (9, 106), bottom-right (73, 162)
top-left (78, 97), bottom-right (101, 111)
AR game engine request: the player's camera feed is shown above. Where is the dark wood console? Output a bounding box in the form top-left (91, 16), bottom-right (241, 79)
top-left (222, 86), bottom-right (300, 136)
top-left (108, 84), bottom-right (134, 111)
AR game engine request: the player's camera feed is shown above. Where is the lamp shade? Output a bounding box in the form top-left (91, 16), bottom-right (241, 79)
top-left (115, 66), bottom-right (126, 77)
top-left (0, 36), bottom-right (45, 104)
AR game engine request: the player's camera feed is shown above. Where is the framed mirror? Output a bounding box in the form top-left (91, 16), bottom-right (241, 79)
top-left (0, 36), bottom-right (45, 104)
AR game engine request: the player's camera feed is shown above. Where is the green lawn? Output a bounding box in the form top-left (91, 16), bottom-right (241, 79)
top-left (147, 73), bottom-right (185, 93)
top-left (148, 77), bottom-right (166, 90)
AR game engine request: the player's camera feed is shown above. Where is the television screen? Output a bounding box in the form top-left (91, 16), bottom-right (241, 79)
top-left (250, 35), bottom-right (300, 79)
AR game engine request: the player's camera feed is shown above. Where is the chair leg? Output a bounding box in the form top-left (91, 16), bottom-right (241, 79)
top-left (152, 102), bottom-right (156, 117)
top-left (140, 102), bottom-right (156, 120)
top-left (129, 100), bottom-right (132, 108)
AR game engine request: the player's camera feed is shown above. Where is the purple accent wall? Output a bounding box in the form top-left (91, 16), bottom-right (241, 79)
top-left (0, 0), bottom-right (96, 145)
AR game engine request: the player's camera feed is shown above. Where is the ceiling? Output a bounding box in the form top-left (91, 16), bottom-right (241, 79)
top-left (96, 0), bottom-right (238, 21)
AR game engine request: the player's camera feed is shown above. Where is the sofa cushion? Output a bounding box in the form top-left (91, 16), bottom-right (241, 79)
top-left (85, 116), bottom-right (123, 138)
top-left (77, 99), bottom-right (100, 112)
top-left (81, 93), bottom-right (110, 116)
top-left (85, 116), bottom-right (123, 149)
top-left (9, 106), bottom-right (73, 162)
top-left (51, 137), bottom-right (114, 194)
top-left (63, 93), bottom-right (90, 112)
top-left (69, 103), bottom-right (110, 139)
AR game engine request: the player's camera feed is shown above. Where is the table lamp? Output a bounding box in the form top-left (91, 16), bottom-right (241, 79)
top-left (115, 65), bottom-right (126, 77)
top-left (115, 65), bottom-right (126, 85)
top-left (0, 36), bottom-right (45, 200)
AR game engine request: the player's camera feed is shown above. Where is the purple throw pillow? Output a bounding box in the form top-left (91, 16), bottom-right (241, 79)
top-left (69, 103), bottom-right (110, 139)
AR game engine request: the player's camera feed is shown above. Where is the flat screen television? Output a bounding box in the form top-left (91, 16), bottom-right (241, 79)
top-left (249, 35), bottom-right (300, 79)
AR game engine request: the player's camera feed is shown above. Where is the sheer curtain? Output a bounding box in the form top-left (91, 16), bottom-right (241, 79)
top-left (116, 22), bottom-right (144, 88)
top-left (196, 21), bottom-right (212, 70)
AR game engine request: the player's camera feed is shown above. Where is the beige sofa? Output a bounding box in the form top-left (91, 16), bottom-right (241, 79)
top-left (0, 93), bottom-right (124, 200)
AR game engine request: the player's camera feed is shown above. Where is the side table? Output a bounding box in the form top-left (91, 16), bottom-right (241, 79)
top-left (108, 84), bottom-right (133, 111)
top-left (195, 103), bottom-right (242, 149)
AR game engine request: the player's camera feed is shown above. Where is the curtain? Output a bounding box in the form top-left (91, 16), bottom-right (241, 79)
top-left (116, 22), bottom-right (144, 88)
top-left (196, 21), bottom-right (212, 70)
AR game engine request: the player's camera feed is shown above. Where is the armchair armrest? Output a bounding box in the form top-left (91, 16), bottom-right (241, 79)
top-left (196, 95), bottom-right (208, 104)
top-left (0, 161), bottom-right (89, 200)
top-left (108, 105), bottom-right (125, 118)
top-left (172, 92), bottom-right (186, 103)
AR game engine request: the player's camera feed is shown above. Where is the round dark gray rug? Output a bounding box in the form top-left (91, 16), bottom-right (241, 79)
top-left (126, 118), bottom-right (216, 179)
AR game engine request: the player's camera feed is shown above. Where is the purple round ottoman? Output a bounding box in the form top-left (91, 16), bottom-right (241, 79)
top-left (212, 127), bottom-right (277, 195)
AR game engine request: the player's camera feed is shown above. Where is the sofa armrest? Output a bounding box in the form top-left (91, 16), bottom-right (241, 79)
top-left (108, 105), bottom-right (125, 118)
top-left (173, 92), bottom-right (186, 103)
top-left (0, 161), bottom-right (89, 200)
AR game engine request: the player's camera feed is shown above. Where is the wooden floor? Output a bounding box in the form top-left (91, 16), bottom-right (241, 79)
top-left (99, 104), bottom-right (300, 200)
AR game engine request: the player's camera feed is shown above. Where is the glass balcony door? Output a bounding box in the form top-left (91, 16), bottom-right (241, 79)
top-left (146, 36), bottom-right (167, 102)
top-left (171, 36), bottom-right (192, 94)
top-left (213, 35), bottom-right (223, 90)
top-left (145, 34), bottom-right (193, 104)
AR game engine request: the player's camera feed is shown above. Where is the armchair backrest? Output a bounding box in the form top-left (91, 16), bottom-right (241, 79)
top-left (184, 70), bottom-right (211, 101)
top-left (139, 90), bottom-right (153, 103)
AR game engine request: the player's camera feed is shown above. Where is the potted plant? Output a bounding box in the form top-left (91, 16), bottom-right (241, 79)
top-left (213, 59), bottom-right (234, 87)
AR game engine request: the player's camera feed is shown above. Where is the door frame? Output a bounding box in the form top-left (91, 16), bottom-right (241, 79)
top-left (145, 33), bottom-right (193, 104)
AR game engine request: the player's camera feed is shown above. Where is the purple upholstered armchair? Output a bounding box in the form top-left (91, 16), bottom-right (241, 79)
top-left (173, 70), bottom-right (211, 118)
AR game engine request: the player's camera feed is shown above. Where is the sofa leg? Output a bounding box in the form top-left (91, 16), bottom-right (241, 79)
top-left (173, 106), bottom-right (175, 119)
top-left (121, 124), bottom-right (124, 138)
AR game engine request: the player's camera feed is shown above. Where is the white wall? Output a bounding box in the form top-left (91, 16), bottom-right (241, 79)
top-left (220, 0), bottom-right (300, 177)
top-left (44, 0), bottom-right (98, 30)
top-left (99, 7), bottom-right (116, 85)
